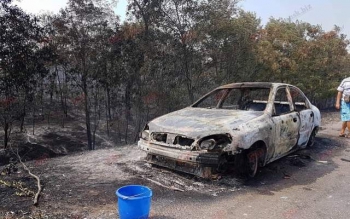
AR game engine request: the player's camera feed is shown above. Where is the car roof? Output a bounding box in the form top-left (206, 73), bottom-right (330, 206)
top-left (218, 82), bottom-right (289, 89)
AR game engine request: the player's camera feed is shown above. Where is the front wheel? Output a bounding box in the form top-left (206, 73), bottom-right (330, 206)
top-left (247, 150), bottom-right (259, 177)
top-left (217, 154), bottom-right (228, 173)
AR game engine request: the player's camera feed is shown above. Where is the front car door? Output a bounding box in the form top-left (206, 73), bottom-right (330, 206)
top-left (288, 86), bottom-right (314, 147)
top-left (271, 86), bottom-right (300, 159)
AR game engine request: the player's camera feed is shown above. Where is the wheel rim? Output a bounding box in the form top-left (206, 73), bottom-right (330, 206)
top-left (247, 151), bottom-right (258, 177)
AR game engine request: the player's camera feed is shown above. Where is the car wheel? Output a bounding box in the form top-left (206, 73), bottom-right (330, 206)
top-left (307, 129), bottom-right (317, 147)
top-left (247, 150), bottom-right (259, 178)
top-left (217, 154), bottom-right (228, 173)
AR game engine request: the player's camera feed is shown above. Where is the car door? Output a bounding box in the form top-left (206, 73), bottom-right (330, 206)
top-left (271, 87), bottom-right (300, 159)
top-left (288, 86), bottom-right (314, 147)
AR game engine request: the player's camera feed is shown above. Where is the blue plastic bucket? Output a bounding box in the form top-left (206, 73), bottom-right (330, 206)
top-left (116, 185), bottom-right (153, 219)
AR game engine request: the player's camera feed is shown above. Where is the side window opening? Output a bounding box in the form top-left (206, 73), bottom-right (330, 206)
top-left (289, 87), bottom-right (309, 112)
top-left (274, 88), bottom-right (292, 115)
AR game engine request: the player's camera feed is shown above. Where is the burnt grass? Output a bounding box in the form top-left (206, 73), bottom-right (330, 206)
top-left (0, 110), bottom-right (346, 218)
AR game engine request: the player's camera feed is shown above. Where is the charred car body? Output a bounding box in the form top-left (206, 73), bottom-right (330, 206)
top-left (138, 82), bottom-right (321, 178)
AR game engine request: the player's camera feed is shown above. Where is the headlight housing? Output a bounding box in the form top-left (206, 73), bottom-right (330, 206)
top-left (200, 139), bottom-right (216, 150)
top-left (140, 130), bottom-right (150, 141)
top-left (198, 134), bottom-right (232, 151)
top-left (140, 124), bottom-right (150, 141)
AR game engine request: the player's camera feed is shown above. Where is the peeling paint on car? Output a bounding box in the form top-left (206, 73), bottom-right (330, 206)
top-left (138, 82), bottom-right (321, 178)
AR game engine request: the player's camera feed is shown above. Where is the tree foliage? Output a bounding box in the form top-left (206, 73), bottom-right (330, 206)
top-left (1, 0), bottom-right (349, 149)
top-left (256, 19), bottom-right (350, 103)
top-left (0, 0), bottom-right (54, 148)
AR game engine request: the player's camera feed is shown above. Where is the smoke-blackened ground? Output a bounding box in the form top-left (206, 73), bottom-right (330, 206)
top-left (0, 111), bottom-right (348, 218)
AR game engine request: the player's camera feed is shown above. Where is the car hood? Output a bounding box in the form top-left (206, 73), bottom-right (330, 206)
top-left (148, 107), bottom-right (264, 139)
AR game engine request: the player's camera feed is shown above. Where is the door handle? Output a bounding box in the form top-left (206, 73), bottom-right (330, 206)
top-left (293, 118), bottom-right (298, 122)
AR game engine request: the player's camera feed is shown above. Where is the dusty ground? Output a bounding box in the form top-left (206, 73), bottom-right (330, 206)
top-left (1, 111), bottom-right (349, 218)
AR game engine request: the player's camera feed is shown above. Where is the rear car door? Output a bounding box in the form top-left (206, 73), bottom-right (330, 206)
top-left (271, 86), bottom-right (300, 158)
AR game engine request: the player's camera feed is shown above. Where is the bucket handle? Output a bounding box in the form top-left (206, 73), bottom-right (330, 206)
top-left (123, 192), bottom-right (149, 200)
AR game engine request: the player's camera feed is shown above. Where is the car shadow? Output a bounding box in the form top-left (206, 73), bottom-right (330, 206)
top-left (241, 133), bottom-right (345, 191)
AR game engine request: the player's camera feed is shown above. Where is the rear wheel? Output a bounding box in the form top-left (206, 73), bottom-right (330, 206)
top-left (307, 128), bottom-right (317, 147)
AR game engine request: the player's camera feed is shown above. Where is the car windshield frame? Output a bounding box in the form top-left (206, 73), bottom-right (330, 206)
top-left (192, 87), bottom-right (272, 111)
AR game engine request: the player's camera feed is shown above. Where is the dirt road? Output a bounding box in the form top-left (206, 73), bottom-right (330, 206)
top-left (1, 111), bottom-right (350, 218)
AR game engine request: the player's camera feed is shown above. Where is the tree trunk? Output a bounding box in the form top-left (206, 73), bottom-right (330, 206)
top-left (56, 67), bottom-right (66, 128)
top-left (124, 81), bottom-right (133, 144)
top-left (107, 86), bottom-right (112, 121)
top-left (32, 99), bottom-right (35, 135)
top-left (105, 89), bottom-right (110, 137)
top-left (182, 44), bottom-right (194, 103)
top-left (83, 77), bottom-right (93, 150)
top-left (92, 88), bottom-right (100, 150)
top-left (4, 122), bottom-right (9, 149)
top-left (47, 88), bottom-right (53, 127)
top-left (40, 81), bottom-right (44, 121)
top-left (20, 95), bottom-right (27, 132)
top-left (64, 69), bottom-right (68, 117)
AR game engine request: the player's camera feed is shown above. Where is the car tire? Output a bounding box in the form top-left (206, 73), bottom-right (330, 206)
top-left (247, 150), bottom-right (259, 178)
top-left (217, 154), bottom-right (228, 173)
top-left (307, 128), bottom-right (317, 147)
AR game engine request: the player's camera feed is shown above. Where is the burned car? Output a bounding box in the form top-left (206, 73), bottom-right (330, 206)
top-left (138, 82), bottom-right (321, 178)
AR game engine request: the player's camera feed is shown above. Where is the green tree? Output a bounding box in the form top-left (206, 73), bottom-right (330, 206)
top-left (52, 0), bottom-right (118, 150)
top-left (0, 0), bottom-right (53, 148)
top-left (255, 19), bottom-right (350, 105)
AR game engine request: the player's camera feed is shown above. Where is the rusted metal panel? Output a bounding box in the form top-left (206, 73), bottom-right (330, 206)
top-left (138, 82), bottom-right (321, 178)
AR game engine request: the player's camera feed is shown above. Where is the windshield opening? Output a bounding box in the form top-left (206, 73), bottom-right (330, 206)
top-left (192, 88), bottom-right (270, 111)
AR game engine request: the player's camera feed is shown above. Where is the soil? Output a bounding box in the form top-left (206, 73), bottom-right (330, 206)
top-left (0, 110), bottom-right (347, 218)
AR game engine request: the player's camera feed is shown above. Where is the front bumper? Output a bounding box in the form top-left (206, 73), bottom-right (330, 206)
top-left (138, 139), bottom-right (221, 177)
